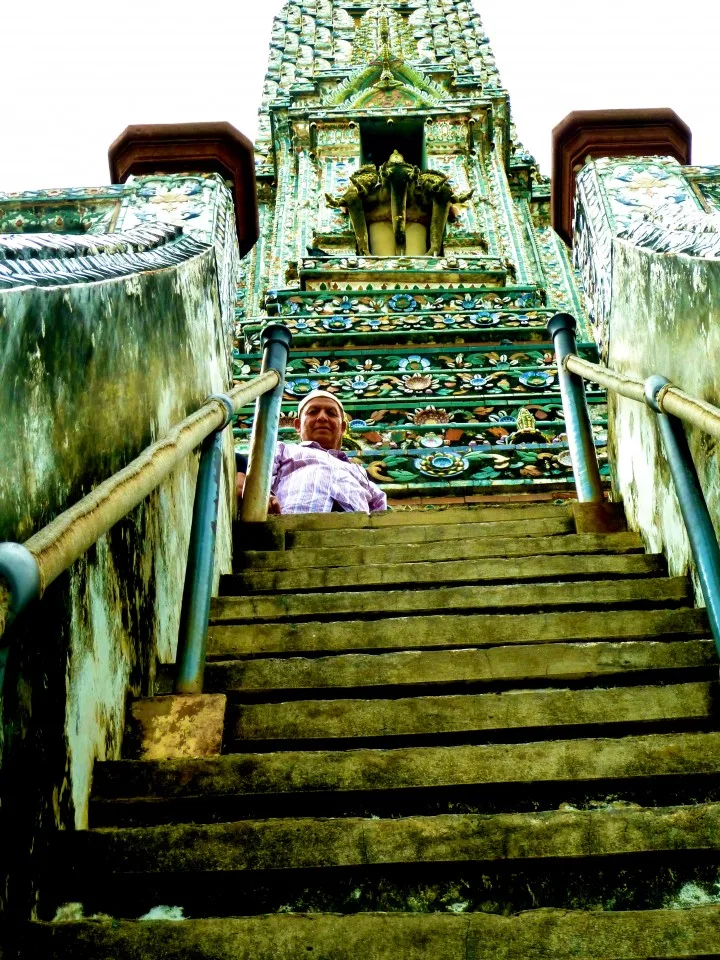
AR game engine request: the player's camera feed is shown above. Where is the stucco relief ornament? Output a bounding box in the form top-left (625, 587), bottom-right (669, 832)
top-left (506, 408), bottom-right (547, 445)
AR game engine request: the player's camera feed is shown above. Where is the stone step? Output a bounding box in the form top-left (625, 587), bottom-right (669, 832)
top-left (209, 577), bottom-right (690, 624)
top-left (69, 803), bottom-right (720, 876)
top-left (223, 552), bottom-right (663, 594)
top-left (22, 906), bottom-right (720, 960)
top-left (92, 731), bottom-right (720, 804)
top-left (288, 514), bottom-right (575, 549)
top-left (208, 606), bottom-right (708, 658)
top-left (229, 681), bottom-right (714, 745)
top-left (235, 531), bottom-right (645, 572)
top-left (203, 639), bottom-right (717, 694)
top-left (255, 502), bottom-right (574, 531)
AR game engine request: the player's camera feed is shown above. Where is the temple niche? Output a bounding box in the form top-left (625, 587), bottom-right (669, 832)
top-left (309, 1), bottom-right (479, 259)
top-left (326, 150), bottom-right (473, 256)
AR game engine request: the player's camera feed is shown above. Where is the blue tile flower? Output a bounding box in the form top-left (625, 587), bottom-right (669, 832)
top-left (455, 293), bottom-right (484, 310)
top-left (322, 316), bottom-right (354, 331)
top-left (346, 375), bottom-right (374, 394)
top-left (489, 411), bottom-right (517, 425)
top-left (332, 296), bottom-right (358, 314)
top-left (388, 293), bottom-right (418, 313)
top-left (461, 373), bottom-right (489, 389)
top-left (398, 355), bottom-right (431, 373)
top-left (286, 378), bottom-right (319, 396)
top-left (415, 452), bottom-right (469, 477)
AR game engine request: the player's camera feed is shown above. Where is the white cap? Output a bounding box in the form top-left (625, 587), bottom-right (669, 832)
top-left (296, 389), bottom-right (346, 419)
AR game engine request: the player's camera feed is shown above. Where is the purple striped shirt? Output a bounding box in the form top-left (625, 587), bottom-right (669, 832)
top-left (271, 441), bottom-right (387, 514)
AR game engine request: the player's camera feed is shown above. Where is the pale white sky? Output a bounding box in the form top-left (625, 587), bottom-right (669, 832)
top-left (1, 1), bottom-right (717, 194)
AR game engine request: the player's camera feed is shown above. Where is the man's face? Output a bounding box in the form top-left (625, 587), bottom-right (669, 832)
top-left (294, 397), bottom-right (345, 450)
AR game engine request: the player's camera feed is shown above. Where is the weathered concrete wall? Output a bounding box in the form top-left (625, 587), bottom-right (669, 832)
top-left (0, 248), bottom-right (235, 920)
top-left (607, 239), bottom-right (720, 598)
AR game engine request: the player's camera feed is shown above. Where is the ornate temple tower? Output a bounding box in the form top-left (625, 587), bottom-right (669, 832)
top-left (234, 0), bottom-right (605, 498)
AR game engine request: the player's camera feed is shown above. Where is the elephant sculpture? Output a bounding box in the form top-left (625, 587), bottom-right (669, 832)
top-left (326, 150), bottom-right (474, 257)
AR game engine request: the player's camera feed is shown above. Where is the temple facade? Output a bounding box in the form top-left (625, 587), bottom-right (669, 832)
top-left (6, 0), bottom-right (720, 951)
top-left (232, 0), bottom-right (606, 499)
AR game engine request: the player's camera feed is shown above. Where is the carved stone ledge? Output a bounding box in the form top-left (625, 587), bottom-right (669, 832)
top-left (551, 108), bottom-right (692, 245)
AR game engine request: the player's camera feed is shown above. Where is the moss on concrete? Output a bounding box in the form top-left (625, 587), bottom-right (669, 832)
top-left (19, 906), bottom-right (720, 959)
top-left (0, 249), bottom-right (235, 922)
top-left (207, 606), bottom-right (709, 658)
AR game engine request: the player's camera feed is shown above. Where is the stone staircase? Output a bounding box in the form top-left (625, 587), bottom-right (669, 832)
top-left (24, 501), bottom-right (720, 958)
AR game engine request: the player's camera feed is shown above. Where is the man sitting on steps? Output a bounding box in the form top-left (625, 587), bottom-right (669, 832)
top-left (236, 390), bottom-right (387, 515)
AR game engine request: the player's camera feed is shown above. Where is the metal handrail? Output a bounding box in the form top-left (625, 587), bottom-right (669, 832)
top-left (0, 367), bottom-right (279, 639)
top-left (175, 323), bottom-right (291, 692)
top-left (547, 313), bottom-right (720, 656)
top-left (241, 324), bottom-right (293, 523)
top-left (565, 354), bottom-right (720, 439)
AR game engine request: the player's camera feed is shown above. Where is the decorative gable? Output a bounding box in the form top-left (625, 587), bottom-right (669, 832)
top-left (324, 62), bottom-right (446, 111)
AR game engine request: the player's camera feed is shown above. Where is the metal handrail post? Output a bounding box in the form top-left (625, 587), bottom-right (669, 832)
top-left (547, 313), bottom-right (604, 503)
top-left (0, 542), bottom-right (41, 701)
top-left (0, 543), bottom-right (41, 638)
top-left (645, 375), bottom-right (720, 655)
top-left (174, 395), bottom-right (235, 695)
top-left (241, 324), bottom-right (293, 523)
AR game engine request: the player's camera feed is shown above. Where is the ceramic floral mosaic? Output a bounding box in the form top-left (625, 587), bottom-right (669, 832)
top-left (0, 173), bottom-right (240, 342)
top-left (234, 0), bottom-right (602, 493)
top-left (574, 156), bottom-right (720, 358)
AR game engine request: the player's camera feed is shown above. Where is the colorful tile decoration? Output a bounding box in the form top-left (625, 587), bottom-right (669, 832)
top-left (3, 3), bottom-right (715, 495)
top-left (574, 157), bottom-right (720, 359)
top-left (19, 1), bottom-right (710, 494)
top-left (0, 173), bottom-right (239, 339)
top-left (233, 0), bottom-right (611, 494)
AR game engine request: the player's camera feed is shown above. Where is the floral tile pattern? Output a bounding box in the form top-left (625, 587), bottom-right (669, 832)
top-left (231, 0), bottom-right (599, 494)
top-left (573, 156), bottom-right (720, 358)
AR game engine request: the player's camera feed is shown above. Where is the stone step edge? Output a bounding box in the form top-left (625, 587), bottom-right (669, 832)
top-left (222, 553), bottom-right (664, 593)
top-left (21, 907), bottom-right (720, 960)
top-left (287, 517), bottom-right (575, 548)
top-left (73, 803), bottom-right (720, 874)
top-left (206, 608), bottom-right (710, 658)
top-left (90, 730), bottom-right (720, 802)
top-left (195, 639), bottom-right (716, 694)
top-left (229, 680), bottom-right (714, 743)
top-left (235, 501), bottom-right (574, 533)
top-left (234, 532), bottom-right (645, 571)
top-left (209, 578), bottom-right (691, 624)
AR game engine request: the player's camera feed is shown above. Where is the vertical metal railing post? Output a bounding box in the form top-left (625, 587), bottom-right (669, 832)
top-left (174, 394), bottom-right (234, 695)
top-left (547, 313), bottom-right (604, 503)
top-left (0, 542), bottom-right (41, 700)
top-left (645, 375), bottom-right (720, 655)
top-left (241, 323), bottom-right (293, 523)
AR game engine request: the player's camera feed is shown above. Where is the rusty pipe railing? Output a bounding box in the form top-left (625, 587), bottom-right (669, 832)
top-left (547, 313), bottom-right (720, 657)
top-left (175, 323), bottom-right (291, 692)
top-left (547, 314), bottom-right (604, 503)
top-left (565, 354), bottom-right (720, 439)
top-left (241, 324), bottom-right (293, 522)
top-left (0, 369), bottom-right (279, 640)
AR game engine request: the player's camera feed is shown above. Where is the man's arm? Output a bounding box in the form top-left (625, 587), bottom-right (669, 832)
top-left (367, 477), bottom-right (388, 512)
